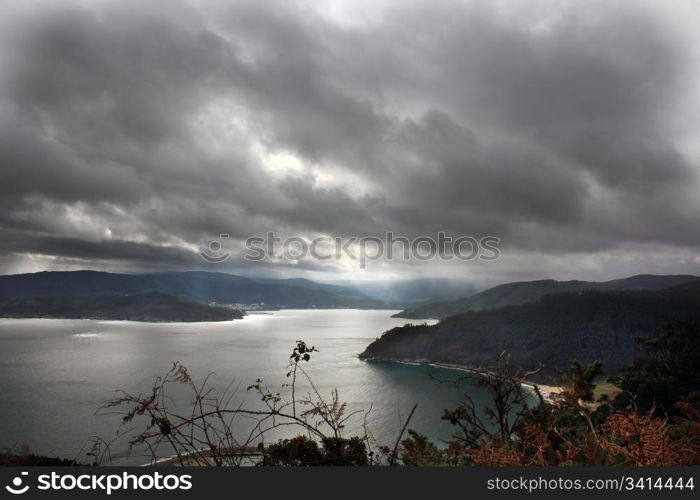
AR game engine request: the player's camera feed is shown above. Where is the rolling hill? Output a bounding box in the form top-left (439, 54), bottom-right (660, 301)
top-left (0, 271), bottom-right (387, 309)
top-left (362, 282), bottom-right (700, 378)
top-left (393, 274), bottom-right (700, 319)
top-left (0, 292), bottom-right (244, 322)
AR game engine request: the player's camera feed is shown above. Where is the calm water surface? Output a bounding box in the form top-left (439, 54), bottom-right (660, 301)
top-left (0, 310), bottom-right (490, 464)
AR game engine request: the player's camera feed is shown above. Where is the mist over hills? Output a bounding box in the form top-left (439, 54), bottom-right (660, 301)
top-left (334, 279), bottom-right (480, 306)
top-left (394, 274), bottom-right (700, 319)
top-left (0, 271), bottom-right (484, 311)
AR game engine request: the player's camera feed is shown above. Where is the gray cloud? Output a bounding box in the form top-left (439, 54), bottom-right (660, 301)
top-left (1, 0), bottom-right (700, 281)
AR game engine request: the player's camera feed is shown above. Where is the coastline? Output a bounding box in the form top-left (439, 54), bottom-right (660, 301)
top-left (0, 315), bottom-right (243, 323)
top-left (359, 355), bottom-right (562, 401)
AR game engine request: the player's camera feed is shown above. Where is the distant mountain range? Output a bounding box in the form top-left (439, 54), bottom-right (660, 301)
top-left (4, 271), bottom-right (699, 331)
top-left (0, 271), bottom-right (388, 310)
top-left (393, 274), bottom-right (700, 319)
top-left (0, 291), bottom-right (244, 322)
top-left (0, 271), bottom-right (485, 314)
top-left (362, 280), bottom-right (700, 378)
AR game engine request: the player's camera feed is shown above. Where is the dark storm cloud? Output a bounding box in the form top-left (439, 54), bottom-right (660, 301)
top-left (1, 0), bottom-right (699, 279)
top-left (0, 228), bottom-right (198, 267)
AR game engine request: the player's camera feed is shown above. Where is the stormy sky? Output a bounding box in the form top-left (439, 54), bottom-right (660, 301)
top-left (2, 0), bottom-right (700, 284)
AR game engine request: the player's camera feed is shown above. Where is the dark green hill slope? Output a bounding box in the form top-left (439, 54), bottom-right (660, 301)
top-left (363, 283), bottom-right (700, 376)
